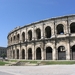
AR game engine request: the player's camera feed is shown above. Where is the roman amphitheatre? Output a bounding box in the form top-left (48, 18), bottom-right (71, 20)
top-left (7, 15), bottom-right (75, 60)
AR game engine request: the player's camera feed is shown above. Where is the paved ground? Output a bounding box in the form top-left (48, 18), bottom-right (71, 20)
top-left (0, 65), bottom-right (75, 75)
top-left (0, 71), bottom-right (14, 75)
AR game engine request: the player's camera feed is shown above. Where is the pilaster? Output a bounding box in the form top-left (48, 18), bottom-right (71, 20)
top-left (53, 48), bottom-right (56, 60)
top-left (19, 50), bottom-right (22, 59)
top-left (32, 45), bottom-right (35, 60)
top-left (66, 43), bottom-right (70, 60)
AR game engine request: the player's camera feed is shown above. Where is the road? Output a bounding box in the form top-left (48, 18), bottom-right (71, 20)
top-left (0, 65), bottom-right (75, 75)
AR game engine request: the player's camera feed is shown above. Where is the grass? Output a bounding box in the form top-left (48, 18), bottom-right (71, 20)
top-left (0, 61), bottom-right (9, 66)
top-left (7, 60), bottom-right (75, 65)
top-left (41, 61), bottom-right (75, 65)
top-left (19, 60), bottom-right (75, 65)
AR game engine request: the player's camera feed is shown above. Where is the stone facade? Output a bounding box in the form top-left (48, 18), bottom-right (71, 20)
top-left (7, 15), bottom-right (75, 60)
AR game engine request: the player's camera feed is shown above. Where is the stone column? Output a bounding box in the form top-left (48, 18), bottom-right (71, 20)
top-left (10, 47), bottom-right (12, 59)
top-left (20, 33), bottom-right (22, 43)
top-left (53, 48), bottom-right (56, 60)
top-left (66, 19), bottom-right (70, 60)
top-left (15, 50), bottom-right (17, 59)
top-left (43, 49), bottom-right (45, 60)
top-left (7, 48), bottom-right (11, 59)
top-left (44, 49), bottom-right (46, 60)
top-left (34, 47), bottom-right (36, 60)
top-left (41, 26), bottom-right (43, 39)
top-left (25, 30), bottom-right (27, 42)
top-left (12, 50), bottom-right (13, 59)
top-left (66, 42), bottom-right (70, 60)
top-left (56, 48), bottom-right (58, 60)
top-left (41, 47), bottom-right (44, 60)
top-left (9, 38), bottom-right (10, 46)
top-left (42, 43), bottom-right (45, 60)
top-left (25, 32), bottom-right (26, 42)
top-left (26, 48), bottom-right (28, 60)
top-left (34, 49), bottom-right (36, 60)
top-left (15, 32), bottom-right (17, 44)
top-left (32, 27), bottom-right (34, 40)
top-left (12, 34), bottom-right (13, 45)
top-left (11, 46), bottom-right (14, 59)
top-left (19, 49), bottom-right (22, 59)
top-left (32, 45), bottom-right (35, 60)
top-left (25, 49), bottom-right (27, 60)
top-left (34, 27), bottom-right (37, 40)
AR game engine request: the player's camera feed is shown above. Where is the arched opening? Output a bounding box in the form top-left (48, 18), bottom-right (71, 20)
top-left (70, 22), bottom-right (75, 33)
top-left (13, 50), bottom-right (15, 59)
top-left (57, 24), bottom-right (64, 34)
top-left (17, 49), bottom-right (19, 59)
top-left (28, 30), bottom-right (32, 41)
top-left (22, 49), bottom-right (25, 59)
top-left (36, 47), bottom-right (41, 60)
top-left (46, 47), bottom-right (52, 60)
top-left (17, 34), bottom-right (20, 42)
top-left (28, 48), bottom-right (32, 60)
top-left (71, 45), bottom-right (75, 60)
top-left (45, 26), bottom-right (51, 38)
top-left (58, 46), bottom-right (66, 60)
top-left (36, 28), bottom-right (41, 39)
top-left (22, 32), bottom-right (25, 42)
top-left (13, 36), bottom-right (15, 41)
top-left (11, 37), bottom-right (12, 43)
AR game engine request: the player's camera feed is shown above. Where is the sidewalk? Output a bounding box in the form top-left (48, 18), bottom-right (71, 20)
top-left (0, 65), bottom-right (75, 75)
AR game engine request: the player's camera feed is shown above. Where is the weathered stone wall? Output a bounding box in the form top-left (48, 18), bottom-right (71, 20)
top-left (7, 15), bottom-right (75, 60)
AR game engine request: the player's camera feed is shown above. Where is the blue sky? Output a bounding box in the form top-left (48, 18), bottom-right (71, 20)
top-left (0, 0), bottom-right (75, 47)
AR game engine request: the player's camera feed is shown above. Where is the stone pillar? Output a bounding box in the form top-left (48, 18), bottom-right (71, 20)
top-left (25, 49), bottom-right (27, 60)
top-left (42, 44), bottom-right (45, 60)
top-left (32, 45), bottom-right (35, 60)
top-left (15, 50), bottom-right (17, 59)
top-left (10, 47), bottom-right (12, 59)
top-left (34, 49), bottom-right (36, 60)
top-left (32, 27), bottom-right (34, 40)
top-left (7, 48), bottom-right (11, 59)
top-left (24, 50), bottom-right (25, 60)
top-left (66, 43), bottom-right (70, 60)
top-left (19, 49), bottom-right (22, 59)
top-left (26, 48), bottom-right (28, 60)
top-left (41, 48), bottom-right (44, 60)
top-left (25, 31), bottom-right (26, 42)
top-left (44, 49), bottom-right (46, 60)
top-left (52, 25), bottom-right (55, 36)
top-left (42, 50), bottom-right (45, 60)
top-left (27, 31), bottom-right (28, 41)
top-left (20, 33), bottom-right (22, 43)
top-left (15, 32), bottom-right (17, 44)
top-left (41, 26), bottom-right (43, 39)
top-left (34, 28), bottom-right (37, 40)
top-left (12, 50), bottom-right (13, 59)
top-left (9, 38), bottom-right (10, 46)
top-left (9, 49), bottom-right (11, 59)
top-left (25, 30), bottom-right (27, 42)
top-left (53, 48), bottom-right (56, 60)
top-left (11, 46), bottom-right (14, 59)
top-left (34, 47), bottom-right (36, 60)
top-left (12, 34), bottom-right (14, 45)
top-left (56, 48), bottom-right (58, 60)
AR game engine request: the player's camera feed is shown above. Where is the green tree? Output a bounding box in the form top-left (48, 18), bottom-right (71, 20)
top-left (1, 53), bottom-right (6, 59)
